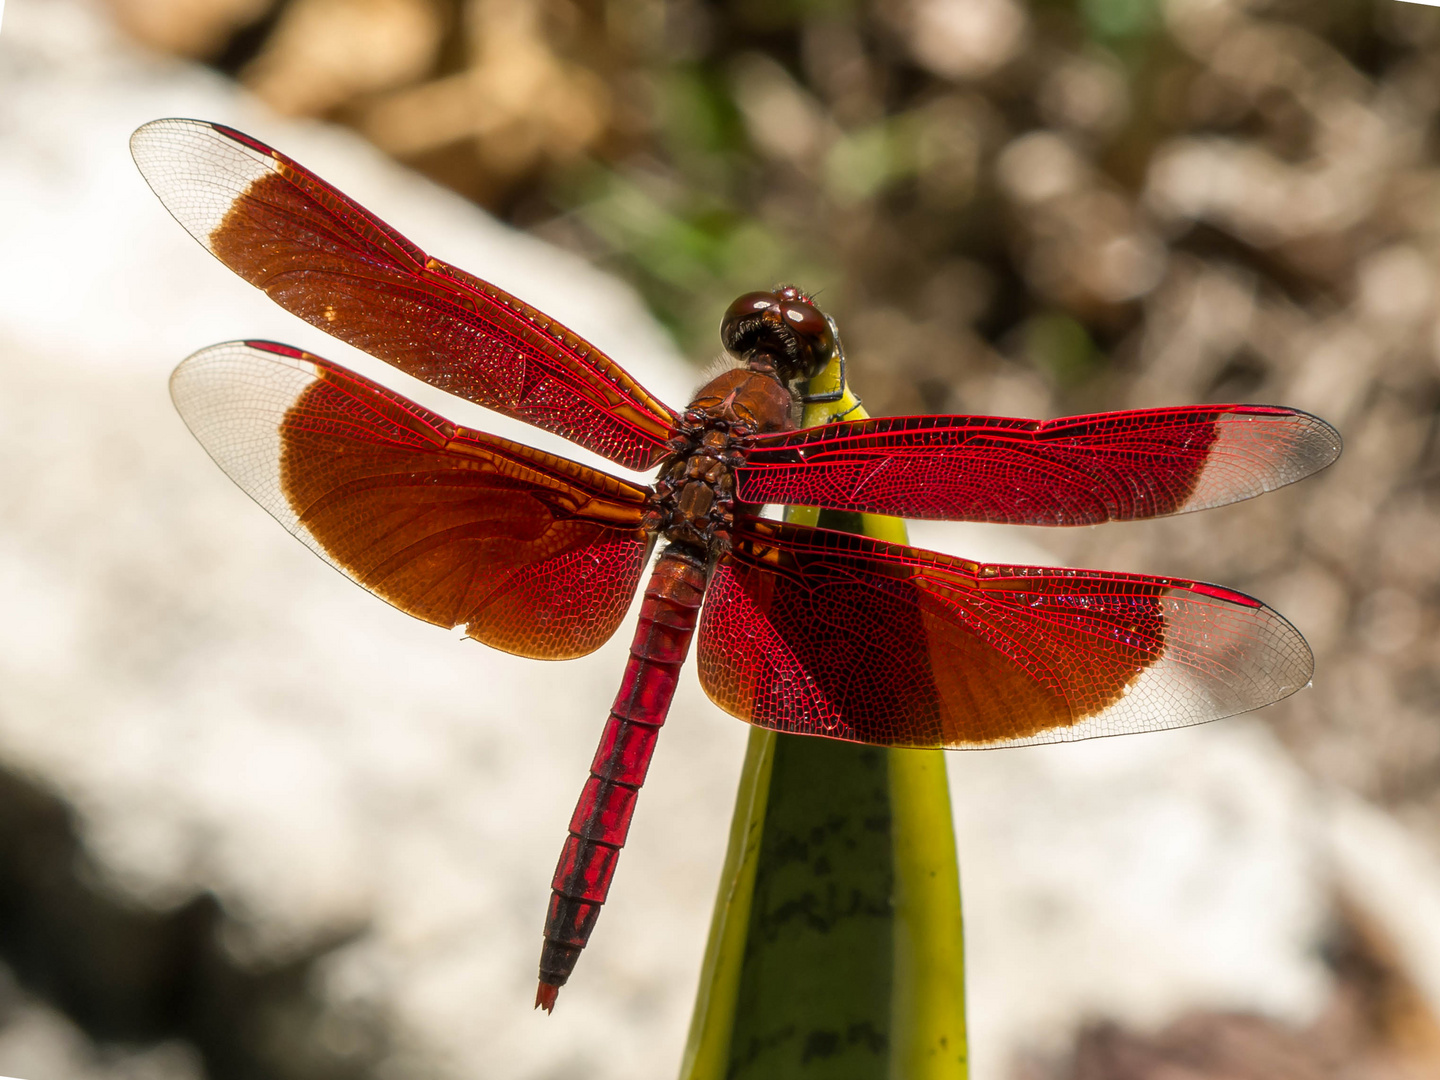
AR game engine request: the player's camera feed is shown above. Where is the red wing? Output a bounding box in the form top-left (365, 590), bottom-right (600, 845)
top-left (696, 519), bottom-right (1311, 748)
top-left (133, 118), bottom-right (680, 472)
top-left (171, 341), bottom-right (653, 659)
top-left (735, 406), bottom-right (1341, 525)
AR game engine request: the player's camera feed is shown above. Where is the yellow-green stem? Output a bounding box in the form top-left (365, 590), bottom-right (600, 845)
top-left (679, 354), bottom-right (967, 1079)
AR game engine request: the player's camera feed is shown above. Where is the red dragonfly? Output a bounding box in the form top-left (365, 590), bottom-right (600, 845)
top-left (131, 118), bottom-right (1340, 1012)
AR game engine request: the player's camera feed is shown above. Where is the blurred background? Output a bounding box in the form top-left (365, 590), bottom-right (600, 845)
top-left (4, 0), bottom-right (1440, 1076)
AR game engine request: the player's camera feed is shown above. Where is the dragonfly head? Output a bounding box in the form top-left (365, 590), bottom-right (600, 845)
top-left (721, 286), bottom-right (837, 386)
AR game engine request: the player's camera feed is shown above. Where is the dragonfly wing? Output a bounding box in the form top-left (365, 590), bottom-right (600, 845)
top-left (134, 118), bottom-right (680, 471)
top-left (736, 406), bottom-right (1341, 524)
top-left (696, 520), bottom-right (1311, 747)
top-left (172, 341), bottom-right (653, 659)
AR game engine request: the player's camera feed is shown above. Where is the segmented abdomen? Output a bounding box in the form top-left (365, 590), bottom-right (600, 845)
top-left (536, 547), bottom-right (708, 1008)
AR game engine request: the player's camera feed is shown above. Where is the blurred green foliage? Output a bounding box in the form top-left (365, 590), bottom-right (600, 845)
top-left (1080, 0), bottom-right (1159, 40)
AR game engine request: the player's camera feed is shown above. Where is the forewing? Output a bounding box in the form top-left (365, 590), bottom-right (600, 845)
top-left (171, 341), bottom-right (652, 659)
top-left (736, 406), bottom-right (1341, 524)
top-left (133, 118), bottom-right (679, 471)
top-left (696, 520), bottom-right (1311, 748)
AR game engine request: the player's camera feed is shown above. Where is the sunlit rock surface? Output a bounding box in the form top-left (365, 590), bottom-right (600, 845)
top-left (0, 2), bottom-right (1439, 1079)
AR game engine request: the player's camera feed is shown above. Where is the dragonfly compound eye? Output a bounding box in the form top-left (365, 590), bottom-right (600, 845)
top-left (720, 289), bottom-right (837, 384)
top-left (775, 298), bottom-right (837, 382)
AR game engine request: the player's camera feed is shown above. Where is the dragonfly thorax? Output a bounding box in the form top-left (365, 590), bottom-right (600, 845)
top-left (644, 366), bottom-right (795, 552)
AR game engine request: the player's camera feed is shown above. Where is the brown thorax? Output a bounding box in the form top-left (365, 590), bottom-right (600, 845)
top-left (642, 285), bottom-right (840, 555)
top-left (642, 361), bottom-right (797, 551)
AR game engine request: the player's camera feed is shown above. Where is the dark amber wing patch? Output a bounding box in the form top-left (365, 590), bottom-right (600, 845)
top-left (736, 405), bottom-right (1341, 525)
top-left (696, 520), bottom-right (1312, 748)
top-left (171, 341), bottom-right (652, 659)
top-left (133, 118), bottom-right (680, 472)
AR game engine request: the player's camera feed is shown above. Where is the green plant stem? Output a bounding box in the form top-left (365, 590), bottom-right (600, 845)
top-left (679, 364), bottom-right (968, 1080)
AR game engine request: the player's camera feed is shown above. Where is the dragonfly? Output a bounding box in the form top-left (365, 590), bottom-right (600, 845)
top-left (131, 118), bottom-right (1341, 1012)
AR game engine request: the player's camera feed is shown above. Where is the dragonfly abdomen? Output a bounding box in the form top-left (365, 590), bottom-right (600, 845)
top-left (536, 546), bottom-right (709, 1010)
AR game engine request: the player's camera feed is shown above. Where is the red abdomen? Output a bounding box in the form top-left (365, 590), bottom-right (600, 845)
top-left (536, 548), bottom-right (708, 1009)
